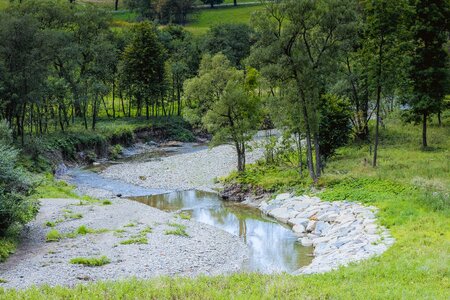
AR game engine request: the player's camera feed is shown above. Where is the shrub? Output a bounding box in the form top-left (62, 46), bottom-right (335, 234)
top-left (0, 121), bottom-right (38, 235)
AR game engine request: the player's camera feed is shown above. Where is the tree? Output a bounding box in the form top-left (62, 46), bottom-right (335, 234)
top-left (249, 0), bottom-right (356, 183)
top-left (188, 54), bottom-right (261, 172)
top-left (160, 25), bottom-right (200, 115)
top-left (120, 21), bottom-right (166, 119)
top-left (363, 0), bottom-right (412, 166)
top-left (204, 82), bottom-right (261, 172)
top-left (125, 0), bottom-right (155, 19)
top-left (201, 0), bottom-right (223, 8)
top-left (406, 0), bottom-right (449, 147)
top-left (202, 23), bottom-right (254, 67)
top-left (318, 94), bottom-right (352, 161)
top-left (183, 53), bottom-right (237, 126)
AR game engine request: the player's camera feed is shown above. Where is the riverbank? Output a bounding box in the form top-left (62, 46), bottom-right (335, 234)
top-left (0, 198), bottom-right (248, 289)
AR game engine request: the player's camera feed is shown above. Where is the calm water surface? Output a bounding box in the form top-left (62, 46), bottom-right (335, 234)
top-left (130, 190), bottom-right (313, 273)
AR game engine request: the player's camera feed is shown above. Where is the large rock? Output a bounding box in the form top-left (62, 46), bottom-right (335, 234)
top-left (268, 207), bottom-right (294, 223)
top-left (306, 220), bottom-right (317, 232)
top-left (288, 217), bottom-right (309, 227)
top-left (292, 224), bottom-right (306, 236)
top-left (313, 221), bottom-right (331, 236)
top-left (275, 193), bottom-right (291, 201)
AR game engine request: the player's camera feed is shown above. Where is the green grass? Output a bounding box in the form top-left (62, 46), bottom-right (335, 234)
top-left (1, 117), bottom-right (448, 298)
top-left (44, 221), bottom-right (56, 228)
top-left (45, 229), bottom-right (62, 242)
top-left (177, 212), bottom-right (191, 220)
top-left (69, 256), bottom-right (111, 267)
top-left (102, 200), bottom-right (112, 205)
top-left (119, 236), bottom-right (148, 245)
top-left (185, 5), bottom-right (262, 35)
top-left (119, 226), bottom-right (152, 245)
top-left (164, 223), bottom-right (189, 237)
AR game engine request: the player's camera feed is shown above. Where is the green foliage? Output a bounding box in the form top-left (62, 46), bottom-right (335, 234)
top-left (0, 237), bottom-right (16, 262)
top-left (120, 21), bottom-right (166, 119)
top-left (202, 23), bottom-right (254, 66)
top-left (319, 94), bottom-right (352, 160)
top-left (102, 200), bottom-right (112, 205)
top-left (69, 256), bottom-right (110, 267)
top-left (0, 122), bottom-right (37, 234)
top-left (109, 144), bottom-right (123, 160)
top-left (165, 223), bottom-right (189, 237)
top-left (404, 0), bottom-right (450, 146)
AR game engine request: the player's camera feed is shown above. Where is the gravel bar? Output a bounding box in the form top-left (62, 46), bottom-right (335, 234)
top-left (0, 198), bottom-right (248, 289)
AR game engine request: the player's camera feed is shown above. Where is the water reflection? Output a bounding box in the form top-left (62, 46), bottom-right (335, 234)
top-left (130, 190), bottom-right (313, 273)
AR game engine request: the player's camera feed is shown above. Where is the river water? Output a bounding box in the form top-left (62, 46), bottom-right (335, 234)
top-left (66, 143), bottom-right (313, 273)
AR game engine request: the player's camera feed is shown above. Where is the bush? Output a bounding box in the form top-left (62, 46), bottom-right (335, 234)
top-left (319, 94), bottom-right (352, 160)
top-left (0, 121), bottom-right (38, 235)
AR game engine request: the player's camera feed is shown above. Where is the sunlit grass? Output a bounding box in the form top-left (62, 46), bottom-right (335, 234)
top-left (185, 5), bottom-right (262, 35)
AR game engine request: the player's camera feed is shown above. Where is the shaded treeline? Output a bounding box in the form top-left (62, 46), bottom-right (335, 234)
top-left (0, 0), bottom-right (202, 144)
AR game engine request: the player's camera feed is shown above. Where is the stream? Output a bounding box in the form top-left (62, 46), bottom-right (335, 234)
top-left (66, 143), bottom-right (313, 273)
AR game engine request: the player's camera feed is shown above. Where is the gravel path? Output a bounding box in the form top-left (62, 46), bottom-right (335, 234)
top-left (102, 144), bottom-right (263, 192)
top-left (0, 198), bottom-right (248, 289)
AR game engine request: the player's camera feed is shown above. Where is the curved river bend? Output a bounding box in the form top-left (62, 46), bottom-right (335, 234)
top-left (67, 144), bottom-right (313, 273)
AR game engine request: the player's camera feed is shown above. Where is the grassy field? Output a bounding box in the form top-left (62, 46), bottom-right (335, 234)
top-left (185, 4), bottom-right (262, 35)
top-left (1, 116), bottom-right (448, 298)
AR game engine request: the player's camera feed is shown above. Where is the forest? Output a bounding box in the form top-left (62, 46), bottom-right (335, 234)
top-left (0, 0), bottom-right (449, 298)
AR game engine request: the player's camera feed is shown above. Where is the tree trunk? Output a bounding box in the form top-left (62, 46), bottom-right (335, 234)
top-left (373, 38), bottom-right (384, 167)
top-left (233, 0), bottom-right (237, 6)
top-left (313, 131), bottom-right (321, 178)
top-left (92, 96), bottom-right (98, 130)
top-left (235, 142), bottom-right (246, 172)
top-left (422, 112), bottom-right (427, 148)
top-left (115, 0), bottom-right (119, 11)
top-left (373, 87), bottom-right (381, 167)
top-left (112, 81), bottom-right (116, 119)
top-left (437, 111), bottom-right (442, 127)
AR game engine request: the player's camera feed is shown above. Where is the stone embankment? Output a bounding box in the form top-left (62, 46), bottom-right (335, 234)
top-left (260, 193), bottom-right (394, 274)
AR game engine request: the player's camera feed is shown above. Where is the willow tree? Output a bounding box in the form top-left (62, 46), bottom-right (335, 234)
top-left (249, 0), bottom-right (356, 183)
top-left (185, 54), bottom-right (261, 172)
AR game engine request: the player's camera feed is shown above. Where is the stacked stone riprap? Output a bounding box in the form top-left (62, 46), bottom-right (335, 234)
top-left (259, 194), bottom-right (395, 274)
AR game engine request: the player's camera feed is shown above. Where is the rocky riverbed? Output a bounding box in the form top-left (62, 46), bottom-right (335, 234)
top-left (0, 198), bottom-right (248, 289)
top-left (260, 193), bottom-right (394, 274)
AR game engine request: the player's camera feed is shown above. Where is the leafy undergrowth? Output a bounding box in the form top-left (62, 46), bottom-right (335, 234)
top-left (0, 238), bottom-right (16, 263)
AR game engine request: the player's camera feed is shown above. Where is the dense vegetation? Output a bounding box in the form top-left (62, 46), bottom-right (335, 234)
top-left (0, 0), bottom-right (449, 298)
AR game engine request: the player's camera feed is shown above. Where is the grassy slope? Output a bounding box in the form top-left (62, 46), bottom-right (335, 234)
top-left (185, 5), bottom-right (262, 35)
top-left (1, 119), bottom-right (449, 298)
